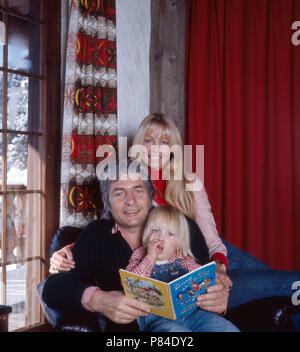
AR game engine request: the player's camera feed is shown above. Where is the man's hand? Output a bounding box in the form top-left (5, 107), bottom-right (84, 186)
top-left (49, 245), bottom-right (75, 273)
top-left (87, 290), bottom-right (150, 324)
top-left (195, 271), bottom-right (231, 315)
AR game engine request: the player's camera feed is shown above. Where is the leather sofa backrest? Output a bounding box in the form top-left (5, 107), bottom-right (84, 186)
top-left (50, 226), bottom-right (82, 256)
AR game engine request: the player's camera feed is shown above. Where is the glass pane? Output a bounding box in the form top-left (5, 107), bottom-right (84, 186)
top-left (7, 134), bottom-right (41, 189)
top-left (0, 195), bottom-right (2, 262)
top-left (7, 133), bottom-right (27, 187)
top-left (0, 133), bottom-right (2, 185)
top-left (5, 192), bottom-right (41, 331)
top-left (7, 73), bottom-right (41, 132)
top-left (7, 259), bottom-right (41, 331)
top-left (6, 192), bottom-right (41, 262)
top-left (0, 265), bottom-right (2, 303)
top-left (6, 262), bottom-right (26, 330)
top-left (0, 133), bottom-right (2, 181)
top-left (9, 0), bottom-right (43, 21)
top-left (0, 71), bottom-right (3, 127)
top-left (7, 15), bottom-right (40, 75)
top-left (0, 12), bottom-right (3, 67)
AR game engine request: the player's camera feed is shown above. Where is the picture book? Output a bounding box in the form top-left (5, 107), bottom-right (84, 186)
top-left (119, 261), bottom-right (216, 320)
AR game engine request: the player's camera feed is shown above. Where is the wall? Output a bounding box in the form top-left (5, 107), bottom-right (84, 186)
top-left (116, 0), bottom-right (151, 146)
top-left (116, 0), bottom-right (186, 147)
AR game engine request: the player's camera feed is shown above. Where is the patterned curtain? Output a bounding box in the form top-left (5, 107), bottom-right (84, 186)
top-left (60, 0), bottom-right (117, 227)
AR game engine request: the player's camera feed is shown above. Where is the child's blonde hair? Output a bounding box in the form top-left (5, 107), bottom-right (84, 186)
top-left (132, 113), bottom-right (196, 220)
top-left (142, 205), bottom-right (194, 259)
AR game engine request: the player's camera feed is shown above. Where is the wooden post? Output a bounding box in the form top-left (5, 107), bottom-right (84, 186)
top-left (149, 0), bottom-right (187, 138)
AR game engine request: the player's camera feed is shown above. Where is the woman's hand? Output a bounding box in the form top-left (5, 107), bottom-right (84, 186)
top-left (195, 270), bottom-right (232, 315)
top-left (215, 262), bottom-right (233, 289)
top-left (49, 245), bottom-right (75, 273)
top-left (184, 172), bottom-right (203, 192)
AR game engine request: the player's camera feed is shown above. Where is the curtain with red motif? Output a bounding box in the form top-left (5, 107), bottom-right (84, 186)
top-left (60, 0), bottom-right (117, 227)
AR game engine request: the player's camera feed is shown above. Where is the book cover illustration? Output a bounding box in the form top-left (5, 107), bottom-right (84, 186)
top-left (120, 261), bottom-right (216, 320)
top-left (119, 270), bottom-right (174, 319)
top-left (169, 262), bottom-right (216, 318)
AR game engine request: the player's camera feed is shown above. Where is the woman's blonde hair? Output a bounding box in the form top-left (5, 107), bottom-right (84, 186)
top-left (142, 205), bottom-right (194, 258)
top-left (132, 113), bottom-right (196, 219)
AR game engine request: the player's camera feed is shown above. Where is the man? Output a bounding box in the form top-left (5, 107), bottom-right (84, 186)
top-left (43, 160), bottom-right (231, 331)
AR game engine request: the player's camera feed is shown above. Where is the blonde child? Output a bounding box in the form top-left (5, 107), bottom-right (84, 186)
top-left (126, 205), bottom-right (239, 332)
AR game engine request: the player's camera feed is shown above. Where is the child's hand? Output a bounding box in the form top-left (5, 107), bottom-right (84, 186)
top-left (146, 234), bottom-right (164, 264)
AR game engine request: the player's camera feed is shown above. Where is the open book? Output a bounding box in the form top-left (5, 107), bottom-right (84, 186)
top-left (119, 261), bottom-right (216, 320)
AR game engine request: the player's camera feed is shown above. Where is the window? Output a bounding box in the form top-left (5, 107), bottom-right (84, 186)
top-left (0, 0), bottom-right (61, 331)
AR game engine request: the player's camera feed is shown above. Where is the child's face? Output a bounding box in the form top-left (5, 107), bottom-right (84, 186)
top-left (149, 225), bottom-right (178, 261)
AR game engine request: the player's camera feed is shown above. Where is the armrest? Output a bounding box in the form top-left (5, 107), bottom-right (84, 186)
top-left (40, 225), bottom-right (102, 332)
top-left (51, 309), bottom-right (103, 332)
top-left (226, 297), bottom-right (297, 332)
top-left (36, 280), bottom-right (102, 332)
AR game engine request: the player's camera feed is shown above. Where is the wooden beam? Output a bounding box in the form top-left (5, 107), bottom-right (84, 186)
top-left (42, 0), bottom-right (62, 278)
top-left (149, 0), bottom-right (187, 138)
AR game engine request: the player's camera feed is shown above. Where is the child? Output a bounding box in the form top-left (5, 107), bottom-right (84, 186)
top-left (126, 205), bottom-right (239, 332)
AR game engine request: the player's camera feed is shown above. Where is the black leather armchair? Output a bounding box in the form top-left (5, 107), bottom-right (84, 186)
top-left (37, 226), bottom-right (297, 332)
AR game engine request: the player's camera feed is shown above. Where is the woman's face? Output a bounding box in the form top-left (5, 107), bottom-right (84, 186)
top-left (141, 128), bottom-right (171, 170)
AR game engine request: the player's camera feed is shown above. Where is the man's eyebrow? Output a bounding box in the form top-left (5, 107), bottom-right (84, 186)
top-left (133, 184), bottom-right (144, 189)
top-left (111, 184), bottom-right (145, 192)
top-left (111, 187), bottom-right (125, 192)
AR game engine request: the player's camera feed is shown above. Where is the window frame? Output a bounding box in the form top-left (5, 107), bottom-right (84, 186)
top-left (42, 0), bottom-right (61, 282)
top-left (0, 0), bottom-right (61, 330)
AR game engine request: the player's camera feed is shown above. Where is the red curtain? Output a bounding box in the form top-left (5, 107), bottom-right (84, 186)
top-left (185, 0), bottom-right (300, 270)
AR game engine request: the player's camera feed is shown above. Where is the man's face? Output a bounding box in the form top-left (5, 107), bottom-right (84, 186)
top-left (109, 173), bottom-right (151, 230)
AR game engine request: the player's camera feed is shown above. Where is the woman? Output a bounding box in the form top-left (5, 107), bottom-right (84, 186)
top-left (131, 114), bottom-right (229, 274)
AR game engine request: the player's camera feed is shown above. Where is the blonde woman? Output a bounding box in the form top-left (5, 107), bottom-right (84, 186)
top-left (126, 205), bottom-right (239, 332)
top-left (131, 113), bottom-right (230, 287)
